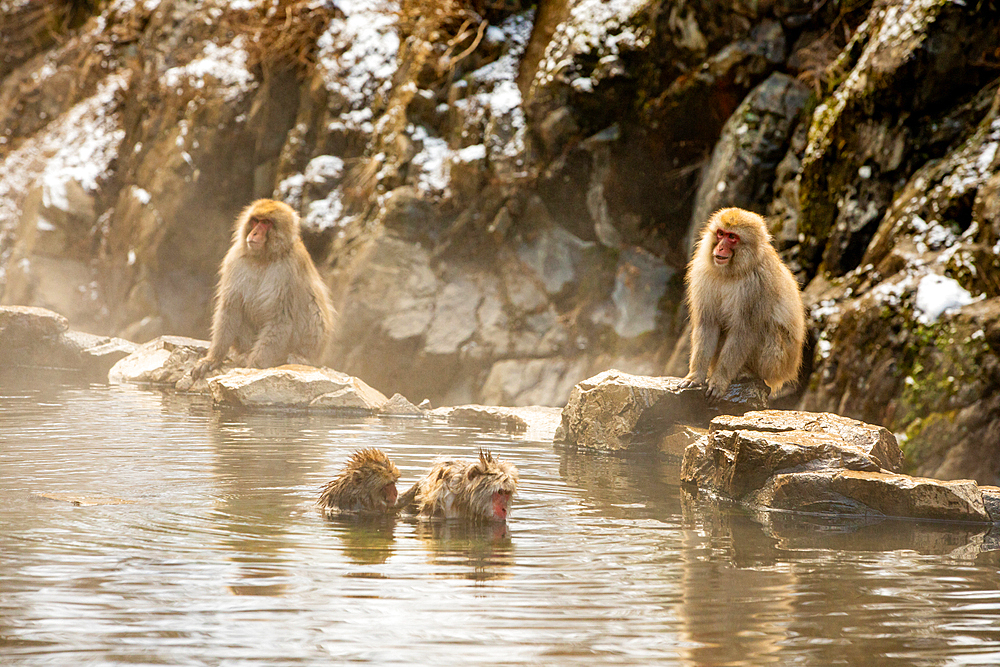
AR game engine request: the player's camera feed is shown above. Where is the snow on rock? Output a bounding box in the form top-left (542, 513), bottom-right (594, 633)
top-left (0, 73), bottom-right (128, 227)
top-left (317, 0), bottom-right (400, 132)
top-left (534, 0), bottom-right (654, 88)
top-left (914, 273), bottom-right (974, 325)
top-left (161, 35), bottom-right (256, 102)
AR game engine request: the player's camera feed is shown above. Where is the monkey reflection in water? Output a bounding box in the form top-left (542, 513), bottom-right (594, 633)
top-left (318, 449), bottom-right (518, 523)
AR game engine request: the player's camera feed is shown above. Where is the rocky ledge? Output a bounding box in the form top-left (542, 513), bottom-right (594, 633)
top-left (681, 410), bottom-right (1000, 524)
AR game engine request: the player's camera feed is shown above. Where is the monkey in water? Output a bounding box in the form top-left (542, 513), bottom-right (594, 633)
top-left (192, 199), bottom-right (335, 379)
top-left (680, 207), bottom-right (805, 399)
top-left (318, 448), bottom-right (401, 514)
top-left (396, 450), bottom-right (518, 523)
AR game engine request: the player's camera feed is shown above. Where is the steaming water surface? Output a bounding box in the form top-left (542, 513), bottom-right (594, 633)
top-left (3, 369), bottom-right (1000, 665)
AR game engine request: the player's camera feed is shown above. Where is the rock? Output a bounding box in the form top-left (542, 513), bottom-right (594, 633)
top-left (555, 369), bottom-right (769, 452)
top-left (108, 335), bottom-right (209, 388)
top-left (481, 357), bottom-right (588, 407)
top-left (981, 486), bottom-right (1000, 522)
top-left (689, 72), bottom-right (810, 247)
top-left (0, 305), bottom-right (134, 376)
top-left (59, 330), bottom-right (137, 377)
top-left (379, 392), bottom-right (425, 416)
top-left (829, 471), bottom-right (989, 523)
top-left (591, 247), bottom-right (674, 339)
top-left (209, 365), bottom-right (389, 412)
top-left (684, 409), bottom-right (997, 524)
top-left (439, 404), bottom-right (563, 440)
top-left (711, 410), bottom-right (903, 472)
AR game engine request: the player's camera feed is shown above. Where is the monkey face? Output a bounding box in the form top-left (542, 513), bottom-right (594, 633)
top-left (382, 481), bottom-right (398, 506)
top-left (491, 490), bottom-right (512, 520)
top-left (713, 227), bottom-right (740, 265)
top-left (245, 217), bottom-right (273, 253)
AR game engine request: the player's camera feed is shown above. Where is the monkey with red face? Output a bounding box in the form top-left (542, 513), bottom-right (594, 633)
top-left (396, 450), bottom-right (518, 523)
top-left (192, 199), bottom-right (334, 379)
top-left (680, 207), bottom-right (805, 399)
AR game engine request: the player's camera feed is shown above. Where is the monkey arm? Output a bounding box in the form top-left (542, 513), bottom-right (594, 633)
top-left (682, 318), bottom-right (720, 386)
top-left (394, 483), bottom-right (420, 514)
top-left (705, 322), bottom-right (755, 398)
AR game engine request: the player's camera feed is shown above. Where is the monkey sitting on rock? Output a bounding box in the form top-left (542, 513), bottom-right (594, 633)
top-left (192, 198), bottom-right (335, 380)
top-left (680, 207), bottom-right (806, 399)
top-left (318, 449), bottom-right (519, 523)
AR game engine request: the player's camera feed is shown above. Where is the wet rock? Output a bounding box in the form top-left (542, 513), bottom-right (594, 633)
top-left (379, 393), bottom-right (426, 416)
top-left (555, 369), bottom-right (768, 452)
top-left (711, 410), bottom-right (902, 472)
top-left (829, 470), bottom-right (988, 523)
top-left (0, 305), bottom-right (135, 377)
top-left (108, 335), bottom-right (210, 389)
top-left (440, 404), bottom-right (563, 441)
top-left (689, 72), bottom-right (810, 245)
top-left (684, 409), bottom-right (998, 524)
top-left (209, 366), bottom-right (389, 412)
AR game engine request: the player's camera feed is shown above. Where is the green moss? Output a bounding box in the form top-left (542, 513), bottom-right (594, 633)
top-left (899, 410), bottom-right (958, 472)
top-left (893, 320), bottom-right (990, 430)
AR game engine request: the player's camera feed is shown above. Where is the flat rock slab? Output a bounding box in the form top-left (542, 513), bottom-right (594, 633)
top-left (683, 409), bottom-right (997, 524)
top-left (555, 369), bottom-right (769, 452)
top-left (209, 365), bottom-right (389, 412)
top-left (442, 404), bottom-right (563, 440)
top-left (711, 410), bottom-right (902, 472)
top-left (1, 305), bottom-right (135, 376)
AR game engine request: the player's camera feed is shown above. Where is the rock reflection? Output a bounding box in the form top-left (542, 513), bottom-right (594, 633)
top-left (558, 447), bottom-right (682, 517)
top-left (209, 408), bottom-right (325, 596)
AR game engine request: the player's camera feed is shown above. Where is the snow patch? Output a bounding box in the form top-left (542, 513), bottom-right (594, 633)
top-left (162, 36), bottom-right (255, 102)
top-left (913, 273), bottom-right (973, 324)
top-left (0, 74), bottom-right (127, 226)
top-left (317, 0), bottom-right (400, 130)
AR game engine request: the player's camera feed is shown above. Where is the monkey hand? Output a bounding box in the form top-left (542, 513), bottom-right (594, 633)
top-left (191, 356), bottom-right (220, 381)
top-left (679, 372), bottom-right (706, 389)
top-left (705, 377), bottom-right (731, 401)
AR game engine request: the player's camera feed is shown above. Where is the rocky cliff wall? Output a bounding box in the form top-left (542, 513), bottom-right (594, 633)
top-left (0, 0), bottom-right (998, 481)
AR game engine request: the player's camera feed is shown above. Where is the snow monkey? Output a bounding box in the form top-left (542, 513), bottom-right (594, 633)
top-left (192, 199), bottom-right (334, 379)
top-left (318, 448), bottom-right (401, 514)
top-left (396, 450), bottom-right (519, 522)
top-left (680, 207), bottom-right (805, 399)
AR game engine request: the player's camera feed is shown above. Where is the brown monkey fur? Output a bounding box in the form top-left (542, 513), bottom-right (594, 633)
top-left (193, 199), bottom-right (334, 379)
top-left (318, 448), bottom-right (401, 514)
top-left (396, 450), bottom-right (518, 522)
top-left (681, 207), bottom-right (805, 399)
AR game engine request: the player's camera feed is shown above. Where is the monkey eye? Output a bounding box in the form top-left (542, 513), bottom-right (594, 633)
top-left (716, 229), bottom-right (740, 243)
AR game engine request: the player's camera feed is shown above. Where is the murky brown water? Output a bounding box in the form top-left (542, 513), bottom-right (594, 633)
top-left (3, 368), bottom-right (1000, 666)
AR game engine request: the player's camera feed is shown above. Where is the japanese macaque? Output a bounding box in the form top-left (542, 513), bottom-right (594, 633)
top-left (680, 207), bottom-right (805, 399)
top-left (192, 199), bottom-right (334, 379)
top-left (396, 450), bottom-right (518, 522)
top-left (318, 448), bottom-right (401, 514)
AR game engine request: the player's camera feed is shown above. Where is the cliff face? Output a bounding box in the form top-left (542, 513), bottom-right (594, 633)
top-left (1, 0), bottom-right (998, 481)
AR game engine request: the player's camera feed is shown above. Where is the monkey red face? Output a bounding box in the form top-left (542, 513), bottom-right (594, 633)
top-left (713, 227), bottom-right (740, 265)
top-left (246, 217), bottom-right (272, 252)
top-left (492, 490), bottom-right (512, 520)
top-left (382, 482), bottom-right (398, 506)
